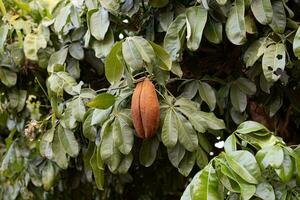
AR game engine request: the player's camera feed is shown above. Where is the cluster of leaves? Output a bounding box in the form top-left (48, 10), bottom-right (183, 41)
top-left (1, 0), bottom-right (300, 199)
top-left (182, 121), bottom-right (300, 200)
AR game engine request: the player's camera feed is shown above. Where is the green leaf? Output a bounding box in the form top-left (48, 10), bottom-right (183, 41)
top-left (42, 162), bottom-right (55, 191)
top-left (198, 81), bottom-right (216, 111)
top-left (92, 28), bottom-right (114, 59)
top-left (0, 24), bottom-right (8, 53)
top-left (225, 0), bottom-right (246, 45)
top-left (275, 149), bottom-right (295, 182)
top-left (58, 125), bottom-right (79, 157)
top-left (224, 134), bottom-right (237, 153)
top-left (149, 41), bottom-right (172, 71)
top-left (203, 18), bottom-right (222, 44)
top-left (176, 112), bottom-right (198, 152)
top-left (69, 42), bottom-right (84, 60)
top-left (90, 146), bottom-right (104, 190)
top-left (117, 153), bottom-right (133, 174)
top-left (131, 36), bottom-right (156, 65)
top-left (235, 77), bottom-right (256, 95)
top-left (185, 6), bottom-right (207, 51)
top-left (236, 121), bottom-right (269, 134)
top-left (69, 97), bottom-right (86, 122)
top-left (87, 93), bottom-right (116, 109)
top-left (122, 38), bottom-right (143, 71)
top-left (195, 147), bottom-right (208, 169)
top-left (293, 26), bottom-right (300, 59)
top-left (0, 68), bottom-right (17, 87)
top-left (243, 37), bottom-right (269, 67)
top-left (225, 150), bottom-right (261, 184)
top-left (47, 47), bottom-right (69, 73)
top-left (269, 0), bottom-right (286, 33)
top-left (230, 83), bottom-right (247, 112)
top-left (168, 142), bottom-right (186, 168)
top-left (139, 137), bottom-right (159, 167)
top-left (256, 145), bottom-right (284, 169)
top-left (149, 0), bottom-right (169, 8)
top-left (251, 0), bottom-right (273, 25)
top-left (262, 43), bottom-right (286, 82)
top-left (90, 7), bottom-right (110, 41)
top-left (47, 72), bottom-right (77, 95)
top-left (105, 40), bottom-right (125, 84)
top-left (52, 132), bottom-right (69, 169)
top-left (196, 111), bottom-right (225, 130)
top-left (54, 5), bottom-right (71, 32)
top-left (164, 14), bottom-right (186, 61)
top-left (116, 113), bottom-right (134, 155)
top-left (100, 119), bottom-right (119, 161)
top-left (23, 33), bottom-right (47, 61)
top-left (178, 151), bottom-right (195, 176)
top-left (162, 109), bottom-right (178, 148)
top-left (191, 163), bottom-right (224, 200)
top-left (83, 110), bottom-right (97, 141)
top-left (92, 108), bottom-right (111, 125)
top-left (255, 182), bottom-right (275, 200)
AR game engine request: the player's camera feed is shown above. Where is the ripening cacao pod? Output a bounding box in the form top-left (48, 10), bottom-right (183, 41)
top-left (131, 78), bottom-right (160, 139)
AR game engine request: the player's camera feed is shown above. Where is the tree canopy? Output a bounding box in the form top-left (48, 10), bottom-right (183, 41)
top-left (0, 0), bottom-right (300, 199)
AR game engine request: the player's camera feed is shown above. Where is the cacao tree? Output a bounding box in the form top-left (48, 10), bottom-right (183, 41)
top-left (0, 0), bottom-right (300, 199)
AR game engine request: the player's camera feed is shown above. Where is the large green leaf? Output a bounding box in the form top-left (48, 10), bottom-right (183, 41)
top-left (131, 36), bottom-right (156, 67)
top-left (52, 132), bottom-right (69, 169)
top-left (198, 81), bottom-right (216, 111)
top-left (116, 113), bottom-right (134, 155)
top-left (164, 14), bottom-right (186, 61)
top-left (47, 47), bottom-right (69, 73)
top-left (0, 68), bottom-right (17, 87)
top-left (90, 7), bottom-right (110, 41)
top-left (251, 0), bottom-right (273, 25)
top-left (54, 5), bottom-right (71, 32)
top-left (122, 38), bottom-right (143, 71)
top-left (176, 112), bottom-right (198, 152)
top-left (0, 24), bottom-right (8, 52)
top-left (269, 0), bottom-right (286, 33)
top-left (225, 0), bottom-right (246, 45)
top-left (23, 33), bottom-right (47, 61)
top-left (230, 83), bottom-right (247, 112)
top-left (149, 41), bottom-right (172, 71)
top-left (83, 110), bottom-right (97, 141)
top-left (178, 151), bottom-right (195, 176)
top-left (293, 26), bottom-right (300, 59)
top-left (275, 149), bottom-right (295, 182)
top-left (90, 146), bottom-right (104, 190)
top-left (203, 18), bottom-right (222, 44)
top-left (256, 145), bottom-right (284, 169)
top-left (139, 137), bottom-right (159, 167)
top-left (105, 40), bottom-right (125, 84)
top-left (225, 150), bottom-right (261, 184)
top-left (236, 121), bottom-right (269, 134)
top-left (243, 37), bottom-right (269, 67)
top-left (168, 142), bottom-right (186, 168)
top-left (162, 108), bottom-right (178, 148)
top-left (186, 6), bottom-right (207, 51)
top-left (69, 42), bottom-right (84, 60)
top-left (92, 28), bottom-right (114, 59)
top-left (262, 43), bottom-right (286, 82)
top-left (86, 93), bottom-right (116, 109)
top-left (235, 77), bottom-right (256, 95)
top-left (191, 164), bottom-right (224, 200)
top-left (58, 125), bottom-right (79, 157)
top-left (255, 182), bottom-right (275, 200)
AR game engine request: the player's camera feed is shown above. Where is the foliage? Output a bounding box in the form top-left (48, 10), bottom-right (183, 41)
top-left (0, 0), bottom-right (300, 199)
top-left (182, 121), bottom-right (300, 200)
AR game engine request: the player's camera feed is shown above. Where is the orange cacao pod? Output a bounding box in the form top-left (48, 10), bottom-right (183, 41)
top-left (131, 78), bottom-right (160, 139)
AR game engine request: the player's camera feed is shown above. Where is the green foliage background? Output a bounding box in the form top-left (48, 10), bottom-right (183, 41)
top-left (1, 0), bottom-right (300, 199)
